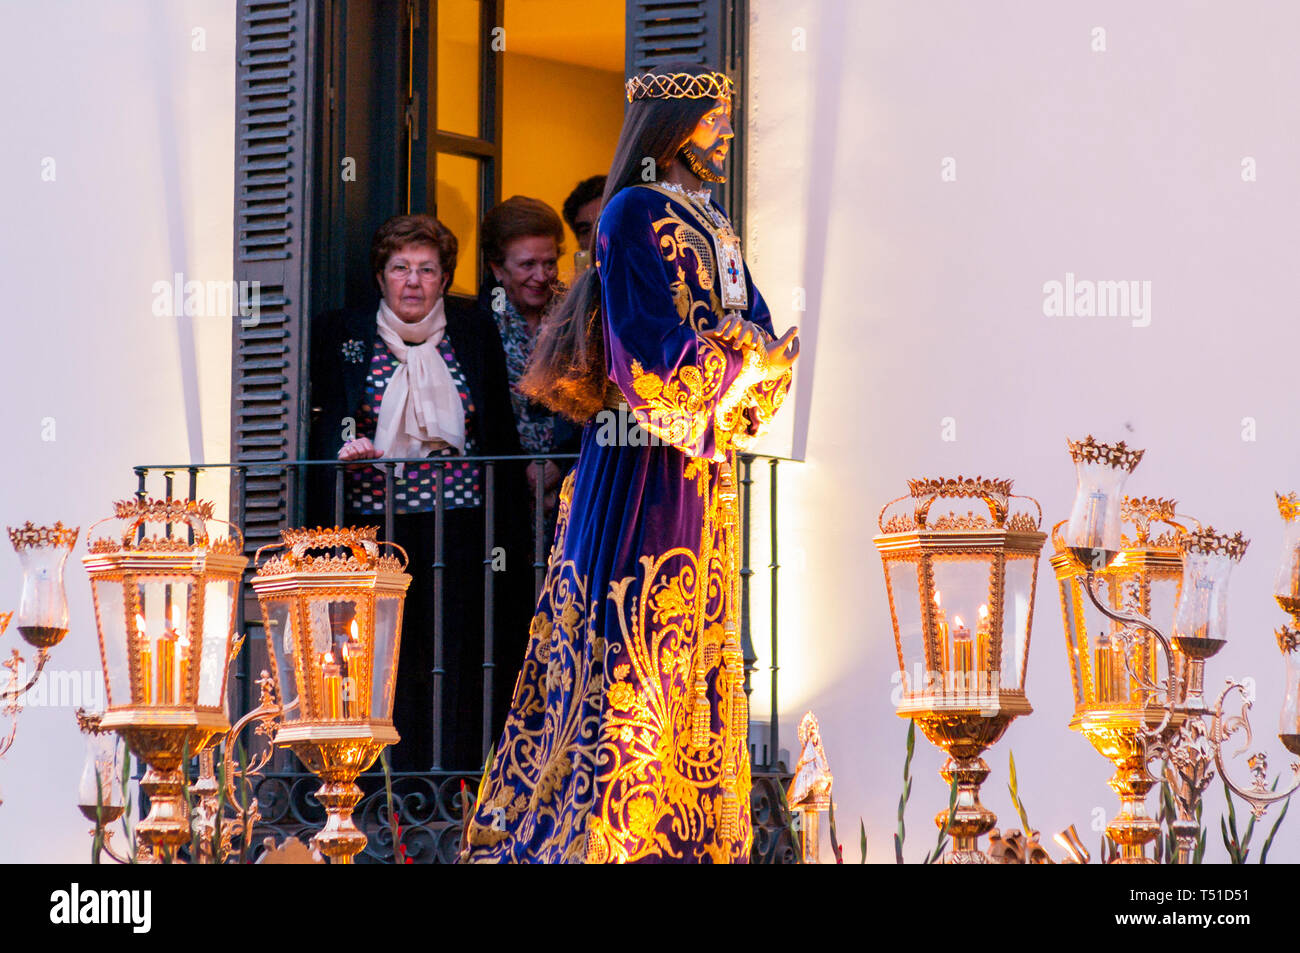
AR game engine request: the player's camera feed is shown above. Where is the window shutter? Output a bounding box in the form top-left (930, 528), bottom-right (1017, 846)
top-left (625, 0), bottom-right (748, 239)
top-left (231, 0), bottom-right (317, 556)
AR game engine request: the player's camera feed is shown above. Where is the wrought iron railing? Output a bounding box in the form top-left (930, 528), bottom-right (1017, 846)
top-left (130, 452), bottom-right (798, 862)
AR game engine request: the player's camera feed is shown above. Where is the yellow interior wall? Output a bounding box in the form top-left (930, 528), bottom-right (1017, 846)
top-left (500, 52), bottom-right (624, 285)
top-left (432, 4), bottom-right (625, 293)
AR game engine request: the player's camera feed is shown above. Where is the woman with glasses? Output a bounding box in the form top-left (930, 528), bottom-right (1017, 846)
top-left (307, 213), bottom-right (526, 773)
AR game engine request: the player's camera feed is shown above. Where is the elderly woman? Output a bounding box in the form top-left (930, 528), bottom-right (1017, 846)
top-left (479, 197), bottom-right (581, 534)
top-left (308, 213), bottom-right (526, 772)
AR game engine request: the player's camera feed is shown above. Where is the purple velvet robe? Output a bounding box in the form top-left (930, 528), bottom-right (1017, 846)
top-left (464, 184), bottom-right (791, 863)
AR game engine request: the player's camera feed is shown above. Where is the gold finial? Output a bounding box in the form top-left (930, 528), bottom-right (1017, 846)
top-left (111, 497), bottom-right (215, 522)
top-left (907, 475), bottom-right (1014, 501)
top-left (8, 521), bottom-right (79, 551)
top-left (625, 70), bottom-right (734, 103)
top-left (1067, 435), bottom-right (1145, 472)
top-left (1179, 526), bottom-right (1249, 560)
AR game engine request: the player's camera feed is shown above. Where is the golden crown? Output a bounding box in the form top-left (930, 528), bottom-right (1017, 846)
top-left (625, 70), bottom-right (734, 103)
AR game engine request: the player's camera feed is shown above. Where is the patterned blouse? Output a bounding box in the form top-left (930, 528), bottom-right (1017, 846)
top-left (491, 292), bottom-right (561, 455)
top-left (345, 336), bottom-right (483, 514)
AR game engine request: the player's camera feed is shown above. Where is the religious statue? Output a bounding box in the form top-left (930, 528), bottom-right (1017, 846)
top-left (461, 61), bottom-right (799, 864)
top-left (787, 711), bottom-right (833, 863)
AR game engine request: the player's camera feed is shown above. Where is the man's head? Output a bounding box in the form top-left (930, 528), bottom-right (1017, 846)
top-left (676, 98), bottom-right (733, 184)
top-left (562, 175), bottom-right (605, 253)
top-left (611, 63), bottom-right (738, 191)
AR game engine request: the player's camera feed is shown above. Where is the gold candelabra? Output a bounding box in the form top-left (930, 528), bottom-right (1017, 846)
top-left (1056, 437), bottom-right (1300, 863)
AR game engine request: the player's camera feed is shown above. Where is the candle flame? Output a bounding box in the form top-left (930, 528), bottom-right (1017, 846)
top-left (953, 615), bottom-right (965, 627)
top-left (135, 614), bottom-right (147, 636)
top-left (934, 591), bottom-right (942, 607)
top-left (978, 604), bottom-right (989, 619)
top-left (350, 619), bottom-right (359, 640)
top-left (324, 652), bottom-right (335, 664)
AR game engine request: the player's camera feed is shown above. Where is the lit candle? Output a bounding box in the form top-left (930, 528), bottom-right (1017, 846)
top-left (934, 592), bottom-right (950, 684)
top-left (975, 604), bottom-right (991, 687)
top-left (157, 614), bottom-right (177, 705)
top-left (135, 614), bottom-right (153, 705)
top-left (1094, 631), bottom-right (1113, 704)
top-left (952, 616), bottom-right (973, 687)
top-left (322, 652), bottom-right (343, 719)
top-left (342, 620), bottom-right (363, 717)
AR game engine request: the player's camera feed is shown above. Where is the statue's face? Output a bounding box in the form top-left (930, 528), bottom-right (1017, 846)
top-left (678, 98), bottom-right (733, 183)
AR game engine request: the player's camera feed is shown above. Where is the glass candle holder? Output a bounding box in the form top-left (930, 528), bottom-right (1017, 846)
top-left (1170, 528), bottom-right (1248, 713)
top-left (7, 522), bottom-right (79, 648)
top-left (77, 728), bottom-right (126, 824)
top-left (1063, 436), bottom-right (1144, 570)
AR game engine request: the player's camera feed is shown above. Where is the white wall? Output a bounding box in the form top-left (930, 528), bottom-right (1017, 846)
top-left (0, 1), bottom-right (234, 861)
top-left (747, 0), bottom-right (1300, 862)
top-left (2, 0), bottom-right (1295, 867)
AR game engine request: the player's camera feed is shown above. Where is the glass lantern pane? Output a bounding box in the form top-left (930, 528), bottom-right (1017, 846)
top-left (885, 560), bottom-right (922, 691)
top-left (436, 0), bottom-right (481, 138)
top-left (134, 578), bottom-right (194, 707)
top-left (198, 579), bottom-right (235, 708)
top-left (372, 595), bottom-right (402, 721)
top-left (1002, 555), bottom-right (1036, 692)
top-left (1058, 578), bottom-right (1085, 706)
top-left (92, 579), bottom-right (130, 707)
top-left (306, 598), bottom-right (360, 720)
top-left (930, 556), bottom-right (994, 695)
top-left (262, 598), bottom-right (300, 723)
top-left (1078, 573), bottom-right (1127, 706)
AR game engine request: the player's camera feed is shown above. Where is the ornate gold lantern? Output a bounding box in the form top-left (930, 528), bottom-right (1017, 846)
top-left (1049, 435), bottom-right (1241, 864)
top-left (250, 526), bottom-right (409, 864)
top-left (81, 499), bottom-right (246, 861)
top-left (874, 476), bottom-right (1046, 863)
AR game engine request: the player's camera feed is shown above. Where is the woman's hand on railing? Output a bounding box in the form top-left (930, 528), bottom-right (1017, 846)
top-left (338, 437), bottom-right (383, 461)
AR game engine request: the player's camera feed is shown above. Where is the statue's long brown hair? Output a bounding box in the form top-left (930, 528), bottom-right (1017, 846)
top-left (519, 63), bottom-right (719, 423)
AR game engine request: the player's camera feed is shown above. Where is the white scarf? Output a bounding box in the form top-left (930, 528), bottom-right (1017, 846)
top-left (373, 298), bottom-right (466, 462)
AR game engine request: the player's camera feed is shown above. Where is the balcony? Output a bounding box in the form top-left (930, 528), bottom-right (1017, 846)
top-left (130, 451), bottom-right (800, 863)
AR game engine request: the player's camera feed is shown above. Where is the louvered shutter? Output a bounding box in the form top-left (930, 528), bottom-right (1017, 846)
top-left (625, 0), bottom-right (748, 240)
top-left (231, 0), bottom-right (317, 560)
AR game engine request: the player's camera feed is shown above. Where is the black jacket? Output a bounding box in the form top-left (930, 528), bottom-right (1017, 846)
top-left (305, 297), bottom-right (524, 524)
